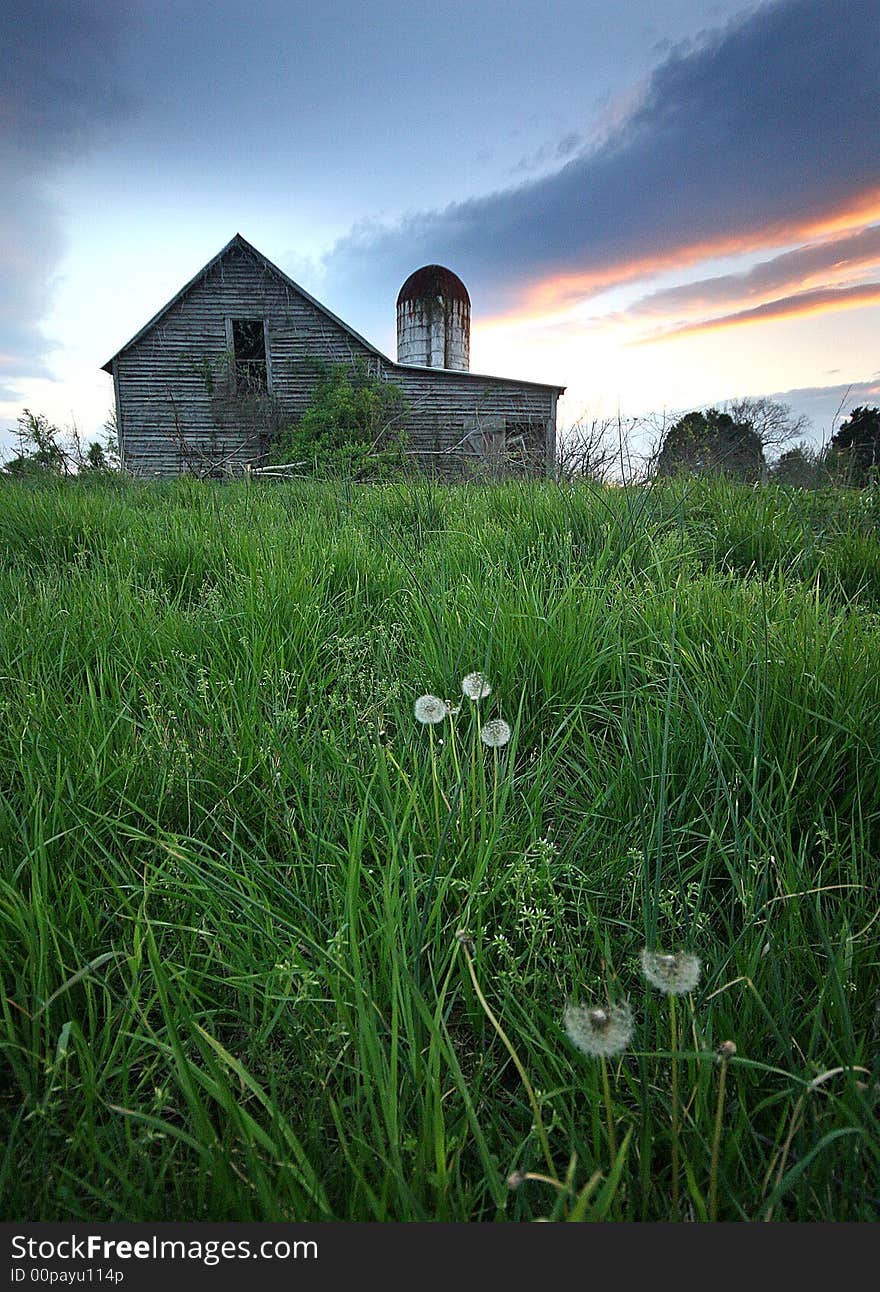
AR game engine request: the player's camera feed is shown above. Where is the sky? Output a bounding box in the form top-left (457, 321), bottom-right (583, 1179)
top-left (2, 0), bottom-right (879, 460)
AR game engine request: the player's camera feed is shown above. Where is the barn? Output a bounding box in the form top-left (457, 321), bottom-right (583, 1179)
top-left (102, 234), bottom-right (565, 478)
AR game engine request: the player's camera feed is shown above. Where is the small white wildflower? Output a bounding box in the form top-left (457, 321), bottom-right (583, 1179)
top-left (414, 694), bottom-right (447, 725)
top-left (480, 718), bottom-right (511, 748)
top-left (462, 671), bottom-right (492, 701)
top-left (640, 948), bottom-right (702, 995)
top-left (444, 700), bottom-right (461, 716)
top-left (563, 1001), bottom-right (633, 1058)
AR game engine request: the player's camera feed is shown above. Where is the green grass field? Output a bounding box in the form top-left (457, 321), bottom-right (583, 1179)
top-left (1, 473), bottom-right (878, 1221)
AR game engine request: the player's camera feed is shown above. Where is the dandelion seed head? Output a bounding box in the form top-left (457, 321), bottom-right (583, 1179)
top-left (462, 671), bottom-right (492, 701)
top-left (480, 718), bottom-right (511, 748)
top-left (563, 1000), bottom-right (633, 1058)
top-left (414, 694), bottom-right (447, 725)
top-left (718, 1040), bottom-right (737, 1059)
top-left (640, 948), bottom-right (702, 995)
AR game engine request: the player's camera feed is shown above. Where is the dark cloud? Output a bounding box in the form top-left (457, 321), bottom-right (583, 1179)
top-left (0, 2), bottom-right (134, 393)
top-left (513, 131), bottom-right (585, 174)
top-left (323, 0), bottom-right (880, 315)
top-left (766, 377), bottom-right (880, 437)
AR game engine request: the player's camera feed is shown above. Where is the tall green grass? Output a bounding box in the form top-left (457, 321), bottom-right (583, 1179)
top-left (0, 473), bottom-right (878, 1220)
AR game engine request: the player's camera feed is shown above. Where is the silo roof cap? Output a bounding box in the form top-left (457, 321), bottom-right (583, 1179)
top-left (397, 264), bottom-right (470, 307)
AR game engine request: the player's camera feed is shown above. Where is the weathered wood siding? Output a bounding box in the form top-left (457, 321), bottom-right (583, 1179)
top-left (112, 240), bottom-right (558, 477)
top-left (388, 364), bottom-right (557, 476)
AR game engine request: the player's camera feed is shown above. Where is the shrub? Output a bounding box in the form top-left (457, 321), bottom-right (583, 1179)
top-left (770, 442), bottom-right (829, 488)
top-left (654, 408), bottom-right (764, 482)
top-left (271, 360), bottom-right (407, 479)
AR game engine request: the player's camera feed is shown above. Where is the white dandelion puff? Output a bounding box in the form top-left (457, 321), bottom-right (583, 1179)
top-left (480, 718), bottom-right (511, 748)
top-left (640, 948), bottom-right (702, 995)
top-left (414, 694), bottom-right (447, 725)
top-left (462, 671), bottom-right (492, 701)
top-left (563, 1001), bottom-right (633, 1058)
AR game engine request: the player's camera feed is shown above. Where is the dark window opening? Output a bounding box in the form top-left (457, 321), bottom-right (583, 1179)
top-left (505, 420), bottom-right (544, 459)
top-left (232, 319), bottom-right (268, 394)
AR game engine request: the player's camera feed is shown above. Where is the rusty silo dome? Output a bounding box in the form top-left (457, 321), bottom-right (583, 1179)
top-left (397, 265), bottom-right (470, 308)
top-left (396, 264), bottom-right (470, 371)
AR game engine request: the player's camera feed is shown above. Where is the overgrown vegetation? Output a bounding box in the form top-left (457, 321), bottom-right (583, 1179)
top-left (3, 409), bottom-right (118, 478)
top-left (270, 360), bottom-right (408, 478)
top-left (0, 474), bottom-right (878, 1221)
top-left (647, 401), bottom-right (880, 490)
top-left (826, 405), bottom-right (880, 486)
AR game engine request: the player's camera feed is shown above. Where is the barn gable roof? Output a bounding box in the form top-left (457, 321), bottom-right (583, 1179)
top-left (101, 232), bottom-right (386, 373)
top-left (102, 233), bottom-right (565, 394)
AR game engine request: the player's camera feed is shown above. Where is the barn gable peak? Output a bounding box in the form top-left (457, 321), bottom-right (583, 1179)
top-left (101, 232), bottom-right (388, 373)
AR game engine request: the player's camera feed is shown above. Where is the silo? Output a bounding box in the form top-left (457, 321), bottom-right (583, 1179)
top-left (396, 265), bottom-right (470, 371)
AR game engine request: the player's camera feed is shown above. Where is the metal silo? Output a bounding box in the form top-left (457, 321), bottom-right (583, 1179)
top-left (396, 265), bottom-right (470, 371)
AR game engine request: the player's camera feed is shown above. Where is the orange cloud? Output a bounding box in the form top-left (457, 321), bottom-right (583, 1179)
top-left (625, 225), bottom-right (880, 322)
top-left (493, 186), bottom-right (880, 320)
top-left (635, 281), bottom-right (880, 345)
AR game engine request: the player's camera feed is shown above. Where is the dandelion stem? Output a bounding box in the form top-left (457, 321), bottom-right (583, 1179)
top-left (428, 726), bottom-right (441, 841)
top-left (600, 1055), bottom-right (617, 1166)
top-left (447, 708), bottom-right (461, 785)
top-left (709, 1049), bottom-right (731, 1222)
top-left (457, 932), bottom-right (557, 1180)
top-left (476, 721), bottom-right (486, 845)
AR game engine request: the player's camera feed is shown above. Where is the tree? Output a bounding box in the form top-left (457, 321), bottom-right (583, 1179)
top-left (726, 396), bottom-right (808, 454)
top-left (3, 410), bottom-right (70, 476)
top-left (770, 441), bottom-right (828, 488)
top-left (77, 409), bottom-right (121, 474)
top-left (82, 440), bottom-right (109, 472)
top-left (271, 360), bottom-right (407, 479)
top-left (653, 408), bottom-right (764, 482)
top-left (2, 408), bottom-right (120, 477)
top-left (826, 406), bottom-right (880, 486)
top-left (98, 408), bottom-right (121, 472)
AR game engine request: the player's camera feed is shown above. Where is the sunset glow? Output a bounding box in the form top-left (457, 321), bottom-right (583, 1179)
top-left (496, 188), bottom-right (880, 321)
top-left (636, 281), bottom-right (880, 344)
